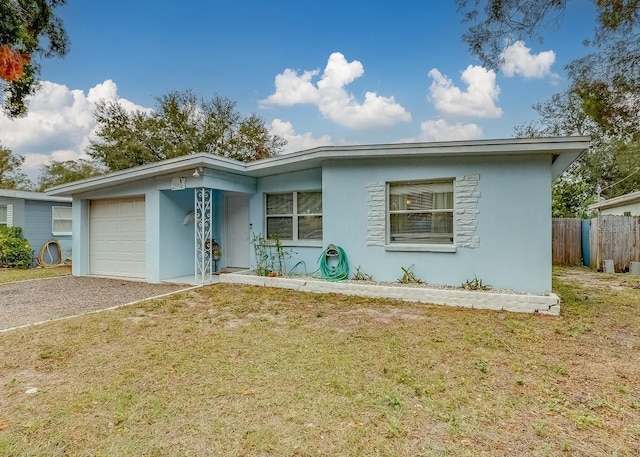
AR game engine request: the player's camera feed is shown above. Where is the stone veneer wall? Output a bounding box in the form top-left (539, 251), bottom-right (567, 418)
top-left (365, 183), bottom-right (385, 246)
top-left (366, 175), bottom-right (481, 248)
top-left (454, 175), bottom-right (480, 248)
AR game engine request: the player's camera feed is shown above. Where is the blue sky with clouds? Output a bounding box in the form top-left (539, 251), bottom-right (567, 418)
top-left (1, 0), bottom-right (598, 178)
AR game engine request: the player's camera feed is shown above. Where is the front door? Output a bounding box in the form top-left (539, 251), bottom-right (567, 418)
top-left (225, 195), bottom-right (250, 268)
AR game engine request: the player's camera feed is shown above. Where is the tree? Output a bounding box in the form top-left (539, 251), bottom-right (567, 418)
top-left (0, 0), bottom-right (69, 117)
top-left (87, 90), bottom-right (286, 171)
top-left (457, 0), bottom-right (640, 134)
top-left (37, 158), bottom-right (105, 190)
top-left (458, 0), bottom-right (640, 216)
top-left (0, 143), bottom-right (33, 189)
top-left (515, 90), bottom-right (640, 215)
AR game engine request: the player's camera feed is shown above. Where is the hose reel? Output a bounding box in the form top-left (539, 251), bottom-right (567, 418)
top-left (318, 243), bottom-right (349, 281)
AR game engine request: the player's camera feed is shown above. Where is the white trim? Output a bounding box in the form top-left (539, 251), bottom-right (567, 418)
top-left (589, 190), bottom-right (640, 211)
top-left (0, 189), bottom-right (71, 202)
top-left (0, 204), bottom-right (7, 227)
top-left (6, 204), bottom-right (13, 227)
top-left (265, 190), bottom-right (323, 243)
top-left (46, 137), bottom-right (590, 196)
top-left (52, 205), bottom-right (73, 236)
top-left (386, 179), bottom-right (455, 248)
top-left (385, 244), bottom-right (456, 253)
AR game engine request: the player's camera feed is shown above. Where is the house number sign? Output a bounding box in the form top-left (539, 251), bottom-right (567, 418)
top-left (171, 177), bottom-right (186, 190)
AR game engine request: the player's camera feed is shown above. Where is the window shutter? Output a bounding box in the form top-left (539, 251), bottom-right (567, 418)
top-left (6, 204), bottom-right (13, 227)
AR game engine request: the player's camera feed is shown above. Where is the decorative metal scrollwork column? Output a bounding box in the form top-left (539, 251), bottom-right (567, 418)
top-left (194, 188), bottom-right (213, 285)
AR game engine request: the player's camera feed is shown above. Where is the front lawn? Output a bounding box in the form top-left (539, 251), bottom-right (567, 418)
top-left (0, 265), bottom-right (71, 284)
top-left (0, 267), bottom-right (638, 456)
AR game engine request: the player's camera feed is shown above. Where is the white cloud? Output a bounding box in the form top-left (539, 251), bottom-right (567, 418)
top-left (419, 119), bottom-right (483, 142)
top-left (270, 119), bottom-right (333, 153)
top-left (500, 40), bottom-right (557, 79)
top-left (428, 66), bottom-right (502, 118)
top-left (261, 52), bottom-right (411, 129)
top-left (261, 69), bottom-right (321, 106)
top-left (0, 79), bottom-right (150, 178)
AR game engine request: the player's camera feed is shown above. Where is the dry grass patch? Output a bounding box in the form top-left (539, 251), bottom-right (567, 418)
top-left (0, 267), bottom-right (639, 456)
top-left (0, 265), bottom-right (71, 284)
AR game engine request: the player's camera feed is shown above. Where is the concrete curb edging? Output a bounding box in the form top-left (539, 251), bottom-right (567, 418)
top-left (219, 272), bottom-right (560, 315)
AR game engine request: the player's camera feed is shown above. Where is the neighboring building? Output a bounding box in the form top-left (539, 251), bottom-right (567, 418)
top-left (0, 189), bottom-right (73, 262)
top-left (589, 190), bottom-right (640, 216)
top-left (47, 137), bottom-right (589, 294)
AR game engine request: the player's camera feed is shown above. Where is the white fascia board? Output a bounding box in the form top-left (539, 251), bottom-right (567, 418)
top-left (46, 137), bottom-right (590, 195)
top-left (47, 153), bottom-right (247, 196)
top-left (0, 189), bottom-right (72, 202)
top-left (589, 190), bottom-right (640, 210)
top-left (245, 136), bottom-right (591, 177)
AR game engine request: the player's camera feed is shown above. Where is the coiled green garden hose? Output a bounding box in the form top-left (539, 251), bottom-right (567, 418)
top-left (318, 244), bottom-right (349, 281)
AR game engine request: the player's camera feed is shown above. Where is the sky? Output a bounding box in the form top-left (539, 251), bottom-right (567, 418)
top-left (1, 0), bottom-right (599, 180)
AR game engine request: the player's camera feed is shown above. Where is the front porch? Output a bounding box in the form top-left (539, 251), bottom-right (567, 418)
top-left (158, 187), bottom-right (251, 285)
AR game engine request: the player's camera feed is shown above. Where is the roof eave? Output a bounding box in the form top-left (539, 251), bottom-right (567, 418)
top-left (46, 137), bottom-right (590, 196)
top-left (245, 136), bottom-right (591, 177)
top-left (47, 153), bottom-right (247, 196)
top-left (588, 190), bottom-right (640, 210)
top-left (0, 189), bottom-right (72, 202)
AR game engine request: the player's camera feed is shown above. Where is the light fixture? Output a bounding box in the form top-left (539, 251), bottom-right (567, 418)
top-left (192, 167), bottom-right (203, 177)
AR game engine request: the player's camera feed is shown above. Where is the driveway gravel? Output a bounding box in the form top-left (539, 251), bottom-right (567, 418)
top-left (0, 276), bottom-right (192, 331)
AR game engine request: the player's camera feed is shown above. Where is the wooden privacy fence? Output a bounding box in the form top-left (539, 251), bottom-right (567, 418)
top-left (588, 215), bottom-right (640, 272)
top-left (552, 218), bottom-right (582, 266)
top-left (552, 216), bottom-right (640, 271)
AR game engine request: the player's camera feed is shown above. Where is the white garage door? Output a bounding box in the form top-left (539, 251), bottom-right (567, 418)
top-left (90, 197), bottom-right (146, 278)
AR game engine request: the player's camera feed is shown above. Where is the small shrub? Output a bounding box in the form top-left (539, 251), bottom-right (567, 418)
top-left (398, 265), bottom-right (422, 284)
top-left (0, 226), bottom-right (32, 268)
top-left (251, 233), bottom-right (294, 276)
top-left (461, 275), bottom-right (491, 291)
top-left (351, 265), bottom-right (372, 281)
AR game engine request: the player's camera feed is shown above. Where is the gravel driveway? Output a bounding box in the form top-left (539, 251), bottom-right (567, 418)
top-left (0, 276), bottom-right (192, 331)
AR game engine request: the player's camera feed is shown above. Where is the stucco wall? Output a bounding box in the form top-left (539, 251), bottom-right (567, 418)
top-left (248, 157), bottom-right (553, 293)
top-left (251, 168), bottom-right (324, 274)
top-left (319, 155), bottom-right (552, 294)
top-left (67, 155), bottom-right (555, 293)
top-left (159, 189), bottom-right (197, 280)
top-left (71, 170), bottom-right (256, 282)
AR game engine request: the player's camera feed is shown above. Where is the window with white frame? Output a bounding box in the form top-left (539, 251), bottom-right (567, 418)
top-left (52, 206), bottom-right (72, 235)
top-left (266, 191), bottom-right (322, 242)
top-left (388, 180), bottom-right (454, 245)
top-left (0, 205), bottom-right (6, 227)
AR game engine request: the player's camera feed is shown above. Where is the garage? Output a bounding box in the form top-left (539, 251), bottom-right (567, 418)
top-left (90, 197), bottom-right (146, 278)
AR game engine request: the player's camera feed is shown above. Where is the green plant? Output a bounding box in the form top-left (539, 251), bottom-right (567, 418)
top-left (351, 265), bottom-right (372, 281)
top-left (461, 275), bottom-right (491, 291)
top-left (251, 233), bottom-right (294, 276)
top-left (398, 264), bottom-right (422, 284)
top-left (0, 226), bottom-right (32, 268)
top-left (474, 358), bottom-right (488, 374)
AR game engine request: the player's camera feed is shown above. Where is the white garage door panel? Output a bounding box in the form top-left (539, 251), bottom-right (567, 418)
top-left (90, 198), bottom-right (146, 278)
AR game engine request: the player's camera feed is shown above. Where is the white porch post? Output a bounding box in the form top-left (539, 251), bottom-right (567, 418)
top-left (194, 188), bottom-right (213, 285)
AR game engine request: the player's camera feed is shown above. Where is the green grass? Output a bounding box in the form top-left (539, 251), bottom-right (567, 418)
top-left (0, 267), bottom-right (638, 456)
top-left (0, 265), bottom-right (71, 284)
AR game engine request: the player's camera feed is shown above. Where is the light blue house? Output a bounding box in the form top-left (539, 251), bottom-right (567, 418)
top-left (0, 189), bottom-right (73, 263)
top-left (47, 137), bottom-right (589, 294)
